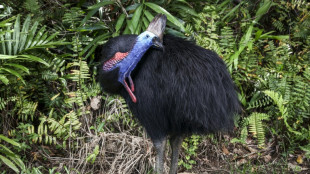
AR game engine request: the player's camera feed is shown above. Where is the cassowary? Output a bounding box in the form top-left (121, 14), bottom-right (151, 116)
top-left (96, 14), bottom-right (240, 174)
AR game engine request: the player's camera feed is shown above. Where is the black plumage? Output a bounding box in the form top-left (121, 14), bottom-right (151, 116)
top-left (98, 34), bottom-right (239, 137)
top-left (96, 18), bottom-right (240, 173)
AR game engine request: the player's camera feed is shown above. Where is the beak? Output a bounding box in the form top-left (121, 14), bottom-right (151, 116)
top-left (152, 36), bottom-right (163, 49)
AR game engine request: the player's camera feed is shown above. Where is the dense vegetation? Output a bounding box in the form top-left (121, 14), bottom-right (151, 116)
top-left (0, 0), bottom-right (309, 173)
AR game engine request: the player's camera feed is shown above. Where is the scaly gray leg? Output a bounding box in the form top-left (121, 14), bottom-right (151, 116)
top-left (169, 135), bottom-right (183, 174)
top-left (154, 138), bottom-right (167, 174)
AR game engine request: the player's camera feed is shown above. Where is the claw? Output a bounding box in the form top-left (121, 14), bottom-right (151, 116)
top-left (123, 80), bottom-right (137, 103)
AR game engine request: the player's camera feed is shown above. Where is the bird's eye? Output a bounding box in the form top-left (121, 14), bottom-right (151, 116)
top-left (146, 35), bottom-right (149, 38)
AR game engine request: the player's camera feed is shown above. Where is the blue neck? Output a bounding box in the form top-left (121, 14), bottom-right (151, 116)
top-left (128, 42), bottom-right (151, 66)
top-left (117, 41), bottom-right (152, 81)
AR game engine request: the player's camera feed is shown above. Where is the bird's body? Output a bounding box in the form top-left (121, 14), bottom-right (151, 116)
top-left (97, 14), bottom-right (240, 174)
top-left (99, 34), bottom-right (239, 139)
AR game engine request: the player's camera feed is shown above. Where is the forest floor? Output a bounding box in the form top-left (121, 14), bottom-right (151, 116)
top-left (11, 131), bottom-right (309, 174)
top-left (188, 137), bottom-right (310, 174)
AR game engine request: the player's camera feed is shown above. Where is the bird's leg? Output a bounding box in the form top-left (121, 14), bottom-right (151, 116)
top-left (122, 80), bottom-right (137, 103)
top-left (128, 75), bottom-right (135, 92)
top-left (169, 135), bottom-right (184, 174)
top-left (154, 138), bottom-right (167, 174)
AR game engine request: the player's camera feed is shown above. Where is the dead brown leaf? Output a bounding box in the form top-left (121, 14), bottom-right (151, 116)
top-left (222, 145), bottom-right (230, 155)
top-left (264, 154), bottom-right (272, 163)
top-left (236, 158), bottom-right (247, 167)
top-left (297, 155), bottom-right (303, 164)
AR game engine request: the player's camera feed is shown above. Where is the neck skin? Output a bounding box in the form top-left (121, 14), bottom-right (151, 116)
top-left (117, 40), bottom-right (152, 80)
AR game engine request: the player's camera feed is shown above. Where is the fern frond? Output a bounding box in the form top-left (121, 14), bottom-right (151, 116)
top-left (0, 96), bottom-right (17, 111)
top-left (68, 60), bottom-right (90, 82)
top-left (264, 90), bottom-right (302, 136)
top-left (247, 112), bottom-right (269, 147)
top-left (23, 0), bottom-right (40, 13)
top-left (36, 111), bottom-right (81, 144)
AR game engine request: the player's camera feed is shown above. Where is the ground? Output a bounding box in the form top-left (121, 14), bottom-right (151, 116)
top-left (9, 132), bottom-right (309, 174)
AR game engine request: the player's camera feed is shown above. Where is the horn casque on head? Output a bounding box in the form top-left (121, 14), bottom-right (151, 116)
top-left (146, 14), bottom-right (167, 42)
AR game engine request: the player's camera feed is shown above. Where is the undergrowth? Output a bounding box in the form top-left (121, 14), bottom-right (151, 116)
top-left (0, 0), bottom-right (309, 173)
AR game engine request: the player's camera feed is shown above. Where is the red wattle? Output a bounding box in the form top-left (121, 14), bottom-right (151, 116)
top-left (103, 51), bottom-right (129, 71)
top-left (123, 80), bottom-right (137, 103)
top-left (128, 76), bottom-right (135, 92)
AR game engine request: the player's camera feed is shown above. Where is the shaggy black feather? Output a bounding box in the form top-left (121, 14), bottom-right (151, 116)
top-left (97, 34), bottom-right (240, 142)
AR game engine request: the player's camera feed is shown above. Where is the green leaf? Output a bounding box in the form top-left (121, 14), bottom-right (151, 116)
top-left (222, 2), bottom-right (241, 21)
top-left (126, 19), bottom-right (133, 34)
top-left (0, 135), bottom-right (21, 147)
top-left (0, 67), bottom-right (25, 84)
top-left (142, 16), bottom-right (149, 29)
top-left (255, 29), bottom-right (264, 40)
top-left (173, 5), bottom-right (198, 17)
top-left (88, 0), bottom-right (115, 10)
top-left (20, 55), bottom-right (49, 66)
top-left (81, 8), bottom-right (99, 26)
top-left (0, 154), bottom-right (20, 173)
top-left (42, 32), bottom-right (58, 45)
top-left (79, 33), bottom-right (110, 58)
top-left (5, 25), bottom-right (12, 55)
top-left (255, 0), bottom-right (273, 22)
top-left (13, 15), bottom-right (20, 55)
top-left (0, 34), bottom-right (7, 55)
top-left (115, 14), bottom-right (126, 33)
top-left (243, 25), bottom-right (253, 46)
top-left (0, 75), bottom-right (9, 85)
top-left (229, 25), bottom-right (254, 70)
top-left (259, 35), bottom-right (289, 40)
top-left (0, 145), bottom-right (25, 170)
top-left (131, 4), bottom-right (143, 34)
top-left (97, 122), bottom-right (105, 132)
top-left (0, 55), bottom-right (18, 59)
top-left (0, 16), bottom-right (16, 28)
top-left (25, 41), bottom-right (71, 50)
top-left (144, 10), bottom-right (154, 22)
top-left (76, 23), bottom-right (108, 32)
top-left (36, 32), bottom-right (48, 45)
top-left (145, 2), bottom-right (185, 32)
top-left (3, 63), bottom-right (30, 74)
top-left (30, 26), bottom-right (46, 47)
top-left (125, 3), bottom-right (140, 11)
top-left (18, 15), bottom-right (31, 53)
top-left (24, 21), bottom-right (39, 50)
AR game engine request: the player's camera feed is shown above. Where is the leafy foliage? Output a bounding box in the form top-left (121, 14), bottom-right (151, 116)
top-left (0, 0), bottom-right (310, 173)
top-left (0, 135), bottom-right (25, 173)
top-left (247, 112), bottom-right (270, 147)
top-left (178, 135), bottom-right (200, 170)
top-left (188, 0), bottom-right (309, 157)
top-left (0, 15), bottom-right (54, 84)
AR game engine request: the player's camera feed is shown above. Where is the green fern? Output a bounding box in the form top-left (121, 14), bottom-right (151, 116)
top-left (264, 90), bottom-right (302, 136)
top-left (248, 94), bottom-right (272, 109)
top-left (68, 60), bottom-right (90, 82)
top-left (36, 110), bottom-right (81, 145)
top-left (16, 99), bottom-right (38, 121)
top-left (23, 0), bottom-right (40, 14)
top-left (0, 96), bottom-right (17, 111)
top-left (247, 112), bottom-right (270, 147)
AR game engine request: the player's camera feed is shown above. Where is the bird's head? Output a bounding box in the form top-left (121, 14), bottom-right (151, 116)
top-left (132, 13), bottom-right (167, 50)
top-left (136, 31), bottom-right (163, 49)
top-left (99, 14), bottom-right (167, 102)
